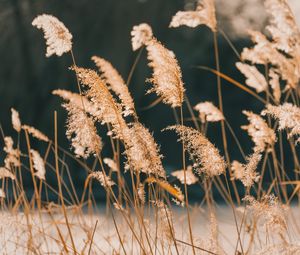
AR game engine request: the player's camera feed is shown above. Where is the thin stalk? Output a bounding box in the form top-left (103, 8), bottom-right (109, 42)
top-left (213, 32), bottom-right (240, 204)
top-left (179, 106), bottom-right (196, 255)
top-left (54, 111), bottom-right (77, 253)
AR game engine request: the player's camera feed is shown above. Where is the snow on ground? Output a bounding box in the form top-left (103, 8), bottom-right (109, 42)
top-left (1, 205), bottom-right (300, 254)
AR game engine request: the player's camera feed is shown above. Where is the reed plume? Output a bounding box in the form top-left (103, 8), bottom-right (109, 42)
top-left (89, 171), bottom-right (115, 188)
top-left (92, 56), bottom-right (136, 117)
top-left (169, 0), bottom-right (217, 32)
top-left (231, 152), bottom-right (261, 187)
top-left (241, 30), bottom-right (299, 90)
top-left (262, 103), bottom-right (300, 144)
top-left (236, 62), bottom-right (268, 93)
top-left (194, 101), bottom-right (224, 123)
top-left (171, 165), bottom-right (199, 185)
top-left (30, 149), bottom-right (46, 180)
top-left (265, 0), bottom-right (300, 54)
top-left (166, 125), bottom-right (226, 177)
top-left (72, 66), bottom-right (128, 140)
top-left (103, 158), bottom-right (119, 172)
top-left (130, 23), bottom-right (185, 108)
top-left (11, 108), bottom-right (21, 133)
top-left (146, 38), bottom-right (185, 108)
top-left (32, 14), bottom-right (73, 57)
top-left (125, 123), bottom-right (166, 178)
top-left (52, 89), bottom-right (99, 117)
top-left (22, 125), bottom-right (49, 142)
top-left (63, 101), bottom-right (102, 158)
top-left (3, 137), bottom-right (20, 170)
top-left (131, 23), bottom-right (153, 51)
top-left (241, 110), bottom-right (277, 152)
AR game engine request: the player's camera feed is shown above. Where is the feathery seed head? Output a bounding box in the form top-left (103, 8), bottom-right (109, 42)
top-left (194, 101), bottom-right (224, 123)
top-left (262, 103), bottom-right (300, 144)
top-left (3, 137), bottom-right (20, 169)
top-left (236, 62), bottom-right (268, 93)
top-left (103, 158), bottom-right (119, 172)
top-left (52, 89), bottom-right (99, 117)
top-left (146, 38), bottom-right (185, 108)
top-left (11, 108), bottom-right (21, 132)
top-left (22, 125), bottom-right (49, 142)
top-left (265, 0), bottom-right (300, 54)
top-left (241, 30), bottom-right (300, 90)
top-left (92, 56), bottom-right (136, 117)
top-left (72, 66), bottom-right (128, 140)
top-left (131, 23), bottom-right (153, 51)
top-left (171, 165), bottom-right (199, 185)
top-left (166, 125), bottom-right (226, 177)
top-left (30, 149), bottom-right (46, 180)
top-left (170, 0), bottom-right (217, 31)
top-left (63, 101), bottom-right (102, 158)
top-left (32, 14), bottom-right (72, 57)
top-left (89, 171), bottom-right (115, 188)
top-left (125, 123), bottom-right (166, 178)
top-left (231, 152), bottom-right (261, 187)
top-left (241, 110), bottom-right (277, 152)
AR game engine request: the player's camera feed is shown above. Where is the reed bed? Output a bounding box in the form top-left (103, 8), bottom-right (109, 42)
top-left (1, 0), bottom-right (300, 254)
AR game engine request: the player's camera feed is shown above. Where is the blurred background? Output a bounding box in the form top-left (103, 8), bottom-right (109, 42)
top-left (0, 0), bottom-right (299, 201)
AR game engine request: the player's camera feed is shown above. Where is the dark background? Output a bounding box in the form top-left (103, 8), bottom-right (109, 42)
top-left (1, 0), bottom-right (287, 201)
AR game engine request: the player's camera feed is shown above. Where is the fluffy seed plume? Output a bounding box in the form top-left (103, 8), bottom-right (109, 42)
top-left (169, 0), bottom-right (217, 32)
top-left (231, 152), bottom-right (261, 188)
top-left (262, 103), bottom-right (300, 144)
top-left (11, 108), bottom-right (21, 132)
top-left (236, 62), bottom-right (268, 93)
top-left (3, 137), bottom-right (20, 169)
top-left (125, 123), bottom-right (166, 178)
top-left (72, 66), bottom-right (128, 140)
top-left (22, 125), bottom-right (49, 142)
top-left (131, 23), bottom-right (153, 51)
top-left (32, 14), bottom-right (72, 57)
top-left (0, 167), bottom-right (16, 180)
top-left (89, 171), bottom-right (115, 188)
top-left (265, 0), bottom-right (300, 54)
top-left (103, 158), bottom-right (118, 172)
top-left (241, 30), bottom-right (299, 89)
top-left (63, 101), bottom-right (102, 158)
top-left (146, 38), bottom-right (185, 108)
top-left (30, 149), bottom-right (46, 180)
top-left (166, 125), bottom-right (226, 177)
top-left (92, 56), bottom-right (136, 117)
top-left (241, 110), bottom-right (277, 152)
top-left (171, 165), bottom-right (199, 185)
top-left (194, 101), bottom-right (224, 123)
top-left (52, 89), bottom-right (99, 117)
